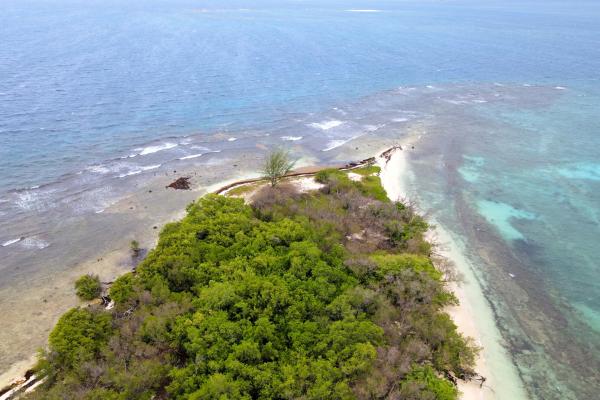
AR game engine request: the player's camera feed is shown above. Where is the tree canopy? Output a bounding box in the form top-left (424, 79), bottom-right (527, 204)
top-left (28, 168), bottom-right (476, 400)
top-left (74, 274), bottom-right (102, 301)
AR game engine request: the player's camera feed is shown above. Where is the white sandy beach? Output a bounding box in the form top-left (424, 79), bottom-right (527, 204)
top-left (377, 145), bottom-right (527, 400)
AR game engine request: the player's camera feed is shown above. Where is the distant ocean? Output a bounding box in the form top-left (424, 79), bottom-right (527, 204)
top-left (1, 0), bottom-right (599, 398)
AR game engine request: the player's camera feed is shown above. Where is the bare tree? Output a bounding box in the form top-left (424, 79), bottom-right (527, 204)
top-left (262, 149), bottom-right (296, 187)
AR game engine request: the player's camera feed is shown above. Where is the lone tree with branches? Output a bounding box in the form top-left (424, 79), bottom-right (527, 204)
top-left (262, 149), bottom-right (296, 187)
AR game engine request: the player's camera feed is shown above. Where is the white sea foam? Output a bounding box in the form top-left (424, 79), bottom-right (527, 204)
top-left (86, 165), bottom-right (113, 174)
top-left (322, 139), bottom-right (351, 152)
top-left (15, 190), bottom-right (54, 212)
top-left (228, 137), bottom-right (237, 142)
top-left (141, 164), bottom-right (162, 171)
top-left (20, 237), bottom-right (50, 250)
top-left (117, 164), bottom-right (161, 178)
top-left (345, 9), bottom-right (382, 13)
top-left (179, 150), bottom-right (221, 160)
top-left (309, 120), bottom-right (344, 130)
top-left (333, 107), bottom-right (348, 116)
top-left (190, 145), bottom-right (211, 151)
top-left (444, 99), bottom-right (470, 105)
top-left (392, 117), bottom-right (409, 122)
top-left (281, 136), bottom-right (303, 141)
top-left (15, 192), bottom-right (36, 211)
top-left (118, 170), bottom-right (143, 178)
top-left (2, 237), bottom-right (22, 247)
top-left (364, 124), bottom-right (384, 132)
top-left (89, 194), bottom-right (121, 214)
top-left (136, 142), bottom-right (178, 156)
top-left (179, 153), bottom-right (204, 160)
top-left (87, 162), bottom-right (135, 176)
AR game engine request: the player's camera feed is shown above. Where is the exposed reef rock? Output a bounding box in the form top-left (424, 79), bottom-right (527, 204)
top-left (166, 177), bottom-right (191, 190)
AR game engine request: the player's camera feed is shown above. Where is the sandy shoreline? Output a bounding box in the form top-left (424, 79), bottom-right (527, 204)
top-left (377, 143), bottom-right (527, 400)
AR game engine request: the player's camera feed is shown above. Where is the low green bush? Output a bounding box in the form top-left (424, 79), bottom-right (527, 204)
top-left (356, 175), bottom-right (388, 202)
top-left (351, 165), bottom-right (381, 176)
top-left (109, 273), bottom-right (135, 305)
top-left (400, 366), bottom-right (459, 400)
top-left (74, 274), bottom-right (101, 300)
top-left (47, 307), bottom-right (112, 371)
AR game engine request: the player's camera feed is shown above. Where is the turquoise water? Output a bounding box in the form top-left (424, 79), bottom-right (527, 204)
top-left (476, 200), bottom-right (537, 241)
top-left (1, 0), bottom-right (600, 398)
top-left (404, 86), bottom-right (600, 399)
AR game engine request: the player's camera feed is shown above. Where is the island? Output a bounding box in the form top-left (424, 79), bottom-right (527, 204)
top-left (12, 149), bottom-right (481, 400)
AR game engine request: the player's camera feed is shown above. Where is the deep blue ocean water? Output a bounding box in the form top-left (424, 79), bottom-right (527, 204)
top-left (1, 0), bottom-right (599, 398)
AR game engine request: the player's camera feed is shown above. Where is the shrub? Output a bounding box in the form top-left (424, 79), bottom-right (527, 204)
top-left (130, 240), bottom-right (140, 256)
top-left (47, 307), bottom-right (112, 371)
top-left (251, 183), bottom-right (300, 217)
top-left (351, 165), bottom-right (381, 176)
top-left (356, 175), bottom-right (388, 202)
top-left (400, 366), bottom-right (458, 400)
top-left (74, 274), bottom-right (102, 300)
top-left (109, 273), bottom-right (135, 305)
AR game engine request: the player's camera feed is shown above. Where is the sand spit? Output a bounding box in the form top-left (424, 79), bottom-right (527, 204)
top-left (377, 144), bottom-right (527, 400)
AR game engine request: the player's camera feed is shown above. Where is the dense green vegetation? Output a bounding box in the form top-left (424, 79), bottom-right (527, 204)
top-left (350, 165), bottom-right (381, 176)
top-left (315, 168), bottom-right (388, 202)
top-left (74, 274), bottom-right (102, 301)
top-left (29, 168), bottom-right (477, 399)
